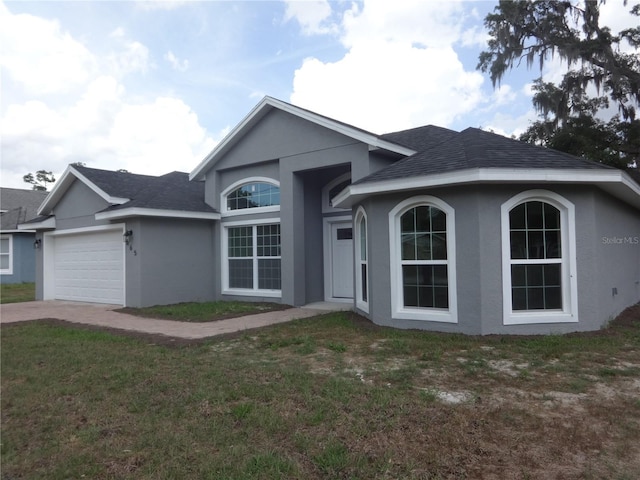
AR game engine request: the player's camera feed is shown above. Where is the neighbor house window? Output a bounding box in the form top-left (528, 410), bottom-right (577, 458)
top-left (0, 235), bottom-right (13, 275)
top-left (389, 196), bottom-right (457, 323)
top-left (221, 177), bottom-right (280, 216)
top-left (354, 207), bottom-right (369, 312)
top-left (225, 222), bottom-right (281, 296)
top-left (501, 190), bottom-right (578, 324)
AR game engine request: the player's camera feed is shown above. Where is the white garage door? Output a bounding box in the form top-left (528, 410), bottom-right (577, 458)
top-left (53, 230), bottom-right (124, 304)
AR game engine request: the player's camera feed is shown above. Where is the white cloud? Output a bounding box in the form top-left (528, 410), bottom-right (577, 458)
top-left (0, 3), bottom-right (215, 189)
top-left (165, 50), bottom-right (189, 72)
top-left (283, 0), bottom-right (337, 36)
top-left (290, 0), bottom-right (485, 133)
top-left (0, 3), bottom-right (96, 95)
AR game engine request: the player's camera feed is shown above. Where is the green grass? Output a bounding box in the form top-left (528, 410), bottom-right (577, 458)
top-left (2, 309), bottom-right (640, 479)
top-left (118, 300), bottom-right (286, 322)
top-left (0, 282), bottom-right (35, 304)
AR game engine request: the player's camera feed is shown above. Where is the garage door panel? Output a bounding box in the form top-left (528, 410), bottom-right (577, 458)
top-left (53, 230), bottom-right (124, 305)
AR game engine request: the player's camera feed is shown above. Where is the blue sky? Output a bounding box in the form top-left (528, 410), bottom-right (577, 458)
top-left (1, 0), bottom-right (635, 189)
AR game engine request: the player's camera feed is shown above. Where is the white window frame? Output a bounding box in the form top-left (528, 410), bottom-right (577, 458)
top-left (389, 196), bottom-right (458, 323)
top-left (220, 177), bottom-right (280, 217)
top-left (221, 217), bottom-right (282, 298)
top-left (501, 190), bottom-right (578, 325)
top-left (322, 172), bottom-right (351, 213)
top-left (354, 206), bottom-right (369, 313)
top-left (0, 234), bottom-right (13, 275)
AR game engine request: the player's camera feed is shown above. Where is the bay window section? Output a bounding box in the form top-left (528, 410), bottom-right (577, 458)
top-left (389, 196), bottom-right (457, 323)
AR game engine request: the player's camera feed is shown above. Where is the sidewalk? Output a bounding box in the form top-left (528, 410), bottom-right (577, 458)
top-left (0, 300), bottom-right (350, 340)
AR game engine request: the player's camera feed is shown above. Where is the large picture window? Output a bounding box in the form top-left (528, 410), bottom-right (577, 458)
top-left (501, 190), bottom-right (578, 324)
top-left (389, 196), bottom-right (457, 323)
top-left (226, 223), bottom-right (281, 295)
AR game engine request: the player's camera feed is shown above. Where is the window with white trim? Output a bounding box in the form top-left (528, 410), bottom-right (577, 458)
top-left (226, 223), bottom-right (281, 294)
top-left (389, 196), bottom-right (457, 323)
top-left (322, 172), bottom-right (351, 213)
top-left (0, 235), bottom-right (13, 275)
top-left (221, 177), bottom-right (280, 216)
top-left (501, 190), bottom-right (578, 324)
top-left (354, 207), bottom-right (368, 312)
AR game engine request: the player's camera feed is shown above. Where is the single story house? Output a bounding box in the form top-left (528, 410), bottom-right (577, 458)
top-left (22, 97), bottom-right (640, 334)
top-left (1, 187), bottom-right (48, 284)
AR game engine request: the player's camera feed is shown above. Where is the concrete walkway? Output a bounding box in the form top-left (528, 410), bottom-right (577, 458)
top-left (0, 300), bottom-right (351, 340)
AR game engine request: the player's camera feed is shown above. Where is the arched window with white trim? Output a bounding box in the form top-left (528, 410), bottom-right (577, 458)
top-left (501, 190), bottom-right (578, 324)
top-left (221, 177), bottom-right (280, 216)
top-left (354, 207), bottom-right (369, 312)
top-left (389, 196), bottom-right (457, 323)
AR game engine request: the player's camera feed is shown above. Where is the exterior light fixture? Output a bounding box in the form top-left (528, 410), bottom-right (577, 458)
top-left (33, 238), bottom-right (42, 249)
top-left (123, 230), bottom-right (133, 245)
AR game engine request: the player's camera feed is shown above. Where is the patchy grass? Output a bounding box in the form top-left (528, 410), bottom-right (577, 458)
top-left (117, 301), bottom-right (288, 322)
top-left (2, 305), bottom-right (640, 479)
top-left (0, 282), bottom-right (35, 304)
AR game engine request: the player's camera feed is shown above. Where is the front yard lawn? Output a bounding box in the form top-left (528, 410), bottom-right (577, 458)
top-left (118, 301), bottom-right (288, 322)
top-left (2, 305), bottom-right (639, 479)
top-left (0, 282), bottom-right (35, 304)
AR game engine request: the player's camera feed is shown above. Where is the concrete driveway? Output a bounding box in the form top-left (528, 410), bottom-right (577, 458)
top-left (0, 300), bottom-right (345, 340)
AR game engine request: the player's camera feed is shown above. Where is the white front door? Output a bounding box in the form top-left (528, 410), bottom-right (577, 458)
top-left (330, 221), bottom-right (354, 299)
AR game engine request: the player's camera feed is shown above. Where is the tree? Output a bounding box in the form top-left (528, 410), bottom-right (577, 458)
top-left (478, 0), bottom-right (640, 167)
top-left (23, 170), bottom-right (55, 191)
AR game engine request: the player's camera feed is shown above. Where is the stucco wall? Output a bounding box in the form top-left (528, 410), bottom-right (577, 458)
top-left (358, 184), bottom-right (639, 335)
top-left (52, 180), bottom-right (111, 229)
top-left (125, 217), bottom-right (216, 307)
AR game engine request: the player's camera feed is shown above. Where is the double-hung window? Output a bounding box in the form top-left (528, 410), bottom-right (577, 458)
top-left (227, 223), bottom-right (281, 295)
top-left (389, 196), bottom-right (457, 323)
top-left (501, 190), bottom-right (578, 324)
top-left (0, 235), bottom-right (13, 275)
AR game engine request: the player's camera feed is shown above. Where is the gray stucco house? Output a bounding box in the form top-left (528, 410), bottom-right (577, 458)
top-left (1, 188), bottom-right (48, 284)
top-left (23, 97), bottom-right (640, 334)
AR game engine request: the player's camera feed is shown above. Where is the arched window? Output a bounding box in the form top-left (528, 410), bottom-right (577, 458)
top-left (389, 196), bottom-right (457, 323)
top-left (501, 190), bottom-right (578, 324)
top-left (354, 207), bottom-right (369, 312)
top-left (222, 178), bottom-right (280, 216)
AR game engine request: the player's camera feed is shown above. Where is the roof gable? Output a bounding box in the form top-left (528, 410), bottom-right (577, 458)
top-left (189, 96), bottom-right (416, 181)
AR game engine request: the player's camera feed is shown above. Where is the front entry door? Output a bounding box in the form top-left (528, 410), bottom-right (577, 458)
top-left (330, 222), bottom-right (354, 299)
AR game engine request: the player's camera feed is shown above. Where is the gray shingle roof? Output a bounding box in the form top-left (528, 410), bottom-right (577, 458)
top-left (357, 127), bottom-right (616, 185)
top-left (74, 166), bottom-right (216, 214)
top-left (0, 188), bottom-right (48, 229)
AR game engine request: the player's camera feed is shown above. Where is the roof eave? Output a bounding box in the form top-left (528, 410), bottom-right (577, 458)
top-left (333, 168), bottom-right (640, 210)
top-left (94, 207), bottom-right (220, 221)
top-left (17, 216), bottom-right (56, 230)
top-left (189, 96), bottom-right (415, 181)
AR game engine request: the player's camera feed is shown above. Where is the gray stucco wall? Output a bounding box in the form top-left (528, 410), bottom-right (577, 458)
top-left (0, 233), bottom-right (37, 284)
top-left (52, 180), bottom-right (111, 229)
top-left (125, 217), bottom-right (216, 308)
top-left (358, 184), bottom-right (640, 335)
top-left (592, 190), bottom-right (640, 322)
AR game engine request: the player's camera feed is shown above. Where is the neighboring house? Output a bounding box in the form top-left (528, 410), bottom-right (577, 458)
top-left (1, 188), bottom-right (48, 284)
top-left (22, 97), bottom-right (640, 334)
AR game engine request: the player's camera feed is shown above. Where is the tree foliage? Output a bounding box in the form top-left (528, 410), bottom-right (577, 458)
top-left (478, 0), bottom-right (640, 121)
top-left (23, 170), bottom-right (55, 191)
top-left (478, 0), bottom-right (640, 168)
